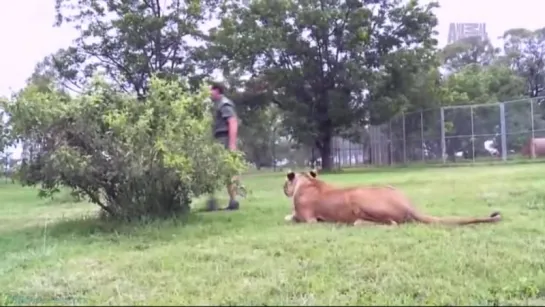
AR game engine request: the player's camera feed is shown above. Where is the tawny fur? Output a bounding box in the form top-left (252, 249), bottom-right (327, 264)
top-left (283, 171), bottom-right (501, 226)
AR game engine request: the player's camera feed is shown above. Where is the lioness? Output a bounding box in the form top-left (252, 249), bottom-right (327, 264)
top-left (283, 170), bottom-right (501, 226)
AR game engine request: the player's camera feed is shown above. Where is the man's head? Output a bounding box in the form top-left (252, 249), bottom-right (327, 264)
top-left (283, 169), bottom-right (318, 197)
top-left (210, 82), bottom-right (226, 102)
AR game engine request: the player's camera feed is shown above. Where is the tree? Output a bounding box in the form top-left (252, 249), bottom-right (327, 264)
top-left (502, 28), bottom-right (545, 98)
top-left (207, 0), bottom-right (438, 170)
top-left (0, 104), bottom-right (10, 155)
top-left (441, 36), bottom-right (499, 72)
top-left (52, 0), bottom-right (209, 97)
top-left (2, 76), bottom-right (246, 220)
top-left (27, 49), bottom-right (90, 94)
top-left (238, 104), bottom-right (285, 169)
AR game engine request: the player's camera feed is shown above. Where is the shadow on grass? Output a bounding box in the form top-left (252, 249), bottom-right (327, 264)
top-left (1, 203), bottom-right (285, 256)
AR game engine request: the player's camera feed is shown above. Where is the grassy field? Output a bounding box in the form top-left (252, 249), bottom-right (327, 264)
top-left (2, 164), bottom-right (545, 305)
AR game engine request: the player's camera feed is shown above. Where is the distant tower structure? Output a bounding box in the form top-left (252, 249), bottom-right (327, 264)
top-left (447, 22), bottom-right (488, 44)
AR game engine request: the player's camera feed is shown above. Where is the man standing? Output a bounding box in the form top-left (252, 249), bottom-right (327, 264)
top-left (207, 82), bottom-right (240, 211)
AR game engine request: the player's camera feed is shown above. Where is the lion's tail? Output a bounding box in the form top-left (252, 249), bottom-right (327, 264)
top-left (411, 211), bottom-right (501, 225)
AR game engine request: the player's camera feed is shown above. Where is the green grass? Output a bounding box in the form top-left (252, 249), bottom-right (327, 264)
top-left (2, 164), bottom-right (545, 305)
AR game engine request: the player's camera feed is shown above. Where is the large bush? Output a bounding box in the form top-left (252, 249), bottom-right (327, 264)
top-left (2, 77), bottom-right (247, 220)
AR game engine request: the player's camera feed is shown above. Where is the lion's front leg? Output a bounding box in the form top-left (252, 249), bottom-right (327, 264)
top-left (297, 209), bottom-right (318, 223)
top-left (284, 213), bottom-right (317, 223)
top-left (304, 217), bottom-right (318, 223)
top-left (284, 212), bottom-right (297, 222)
top-left (287, 209), bottom-right (317, 224)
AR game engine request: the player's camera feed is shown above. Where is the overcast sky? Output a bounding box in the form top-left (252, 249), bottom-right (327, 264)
top-left (1, 0), bottom-right (543, 97)
top-left (0, 0), bottom-right (543, 157)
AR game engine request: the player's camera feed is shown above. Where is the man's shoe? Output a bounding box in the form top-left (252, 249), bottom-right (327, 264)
top-left (223, 199), bottom-right (240, 211)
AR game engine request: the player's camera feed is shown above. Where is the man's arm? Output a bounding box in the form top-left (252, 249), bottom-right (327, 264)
top-left (220, 104), bottom-right (238, 151)
top-left (227, 117), bottom-right (238, 150)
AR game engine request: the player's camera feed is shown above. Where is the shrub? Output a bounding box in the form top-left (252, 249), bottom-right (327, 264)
top-left (3, 76), bottom-right (247, 220)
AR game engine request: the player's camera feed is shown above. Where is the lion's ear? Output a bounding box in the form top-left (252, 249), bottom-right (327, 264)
top-left (287, 171), bottom-right (295, 181)
top-left (309, 169), bottom-right (317, 178)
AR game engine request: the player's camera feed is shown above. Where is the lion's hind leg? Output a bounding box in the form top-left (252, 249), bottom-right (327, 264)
top-left (352, 209), bottom-right (381, 226)
top-left (352, 206), bottom-right (398, 227)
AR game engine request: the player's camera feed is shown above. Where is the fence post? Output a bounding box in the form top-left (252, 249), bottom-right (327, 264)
top-left (343, 139), bottom-right (347, 166)
top-left (420, 110), bottom-right (425, 162)
top-left (272, 128), bottom-right (276, 171)
top-left (530, 99), bottom-right (535, 159)
top-left (402, 112), bottom-right (407, 164)
top-left (379, 127), bottom-right (383, 165)
top-left (348, 141), bottom-right (352, 167)
top-left (389, 120), bottom-right (393, 165)
top-left (440, 107), bottom-right (446, 164)
top-left (499, 103), bottom-right (507, 161)
top-left (337, 144), bottom-right (341, 169)
top-left (530, 99), bottom-right (535, 142)
top-left (470, 106), bottom-right (475, 163)
top-left (369, 127), bottom-right (375, 165)
top-left (362, 129), bottom-right (365, 165)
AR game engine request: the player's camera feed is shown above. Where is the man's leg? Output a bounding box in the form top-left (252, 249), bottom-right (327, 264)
top-left (222, 136), bottom-right (240, 210)
top-left (205, 136), bottom-right (227, 211)
top-left (205, 136), bottom-right (225, 211)
top-left (206, 178), bottom-right (239, 211)
top-left (224, 175), bottom-right (240, 210)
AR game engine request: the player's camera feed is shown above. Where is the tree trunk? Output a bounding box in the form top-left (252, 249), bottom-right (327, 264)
top-left (316, 94), bottom-right (333, 170)
top-left (317, 131), bottom-right (333, 171)
top-left (319, 143), bottom-right (332, 170)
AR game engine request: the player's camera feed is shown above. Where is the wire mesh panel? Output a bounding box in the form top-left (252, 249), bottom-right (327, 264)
top-left (472, 103), bottom-right (501, 162)
top-left (421, 109), bottom-right (443, 163)
top-left (332, 136), bottom-right (367, 168)
top-left (277, 139), bottom-right (313, 170)
top-left (443, 106), bottom-right (474, 163)
top-left (531, 98), bottom-right (545, 139)
top-left (269, 97), bottom-right (545, 170)
top-left (367, 124), bottom-right (390, 165)
top-left (527, 98), bottom-right (545, 160)
top-left (504, 98), bottom-right (532, 160)
top-left (403, 111), bottom-right (424, 163)
top-left (388, 115), bottom-right (405, 164)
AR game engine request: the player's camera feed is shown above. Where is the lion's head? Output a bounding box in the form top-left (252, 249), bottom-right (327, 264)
top-left (283, 169), bottom-right (318, 197)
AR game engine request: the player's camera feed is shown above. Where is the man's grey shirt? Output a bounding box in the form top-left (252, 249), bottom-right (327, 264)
top-left (212, 95), bottom-right (237, 139)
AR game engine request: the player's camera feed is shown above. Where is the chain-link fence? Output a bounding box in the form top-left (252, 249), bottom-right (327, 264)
top-left (381, 108), bottom-right (444, 165)
top-left (368, 97), bottom-right (545, 166)
top-left (244, 97), bottom-right (545, 171)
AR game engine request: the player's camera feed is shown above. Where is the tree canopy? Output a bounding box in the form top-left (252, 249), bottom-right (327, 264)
top-left (205, 0), bottom-right (439, 169)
